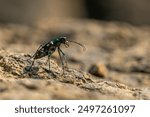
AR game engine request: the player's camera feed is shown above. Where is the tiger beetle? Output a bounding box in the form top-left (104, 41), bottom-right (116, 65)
top-left (27, 36), bottom-right (86, 75)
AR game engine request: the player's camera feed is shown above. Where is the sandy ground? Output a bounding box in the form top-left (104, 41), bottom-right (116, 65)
top-left (0, 18), bottom-right (150, 99)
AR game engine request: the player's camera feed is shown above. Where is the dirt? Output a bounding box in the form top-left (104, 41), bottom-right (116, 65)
top-left (0, 18), bottom-right (150, 99)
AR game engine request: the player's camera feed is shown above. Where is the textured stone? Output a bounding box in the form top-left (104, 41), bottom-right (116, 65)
top-left (0, 19), bottom-right (150, 99)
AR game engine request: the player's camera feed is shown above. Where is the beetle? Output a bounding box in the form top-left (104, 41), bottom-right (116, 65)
top-left (27, 36), bottom-right (86, 74)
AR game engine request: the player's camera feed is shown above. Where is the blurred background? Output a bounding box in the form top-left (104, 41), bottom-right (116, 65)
top-left (1, 0), bottom-right (150, 100)
top-left (0, 0), bottom-right (150, 25)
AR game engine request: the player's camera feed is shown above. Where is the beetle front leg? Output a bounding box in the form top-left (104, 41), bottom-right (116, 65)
top-left (58, 48), bottom-right (66, 75)
top-left (58, 47), bottom-right (68, 70)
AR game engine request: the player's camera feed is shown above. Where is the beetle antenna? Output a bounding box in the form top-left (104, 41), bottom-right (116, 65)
top-left (68, 40), bottom-right (86, 51)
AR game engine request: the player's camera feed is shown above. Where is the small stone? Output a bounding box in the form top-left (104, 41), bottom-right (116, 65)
top-left (88, 63), bottom-right (108, 78)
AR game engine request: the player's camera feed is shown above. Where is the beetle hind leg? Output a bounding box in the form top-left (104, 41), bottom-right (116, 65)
top-left (28, 59), bottom-right (35, 71)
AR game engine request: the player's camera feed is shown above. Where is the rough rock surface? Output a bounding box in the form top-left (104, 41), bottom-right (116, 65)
top-left (0, 19), bottom-right (150, 99)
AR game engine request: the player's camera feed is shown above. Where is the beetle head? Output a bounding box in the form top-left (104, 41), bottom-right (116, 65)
top-left (59, 36), bottom-right (86, 50)
top-left (60, 36), bottom-right (69, 48)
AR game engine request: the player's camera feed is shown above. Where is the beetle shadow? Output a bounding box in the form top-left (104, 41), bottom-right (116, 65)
top-left (23, 66), bottom-right (39, 73)
top-left (42, 67), bottom-right (57, 78)
top-left (20, 66), bottom-right (42, 79)
top-left (22, 66), bottom-right (58, 79)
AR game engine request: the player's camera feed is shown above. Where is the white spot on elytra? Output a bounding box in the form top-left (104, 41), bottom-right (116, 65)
top-left (50, 41), bottom-right (53, 44)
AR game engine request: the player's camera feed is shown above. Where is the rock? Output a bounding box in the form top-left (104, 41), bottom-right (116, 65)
top-left (0, 50), bottom-right (149, 99)
top-left (88, 63), bottom-right (108, 78)
top-left (0, 18), bottom-right (150, 99)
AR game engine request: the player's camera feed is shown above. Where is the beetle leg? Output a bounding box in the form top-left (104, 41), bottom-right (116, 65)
top-left (26, 44), bottom-right (44, 69)
top-left (29, 44), bottom-right (44, 60)
top-left (58, 47), bottom-right (68, 69)
top-left (58, 48), bottom-right (66, 74)
top-left (28, 59), bottom-right (35, 71)
top-left (48, 53), bottom-right (51, 71)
